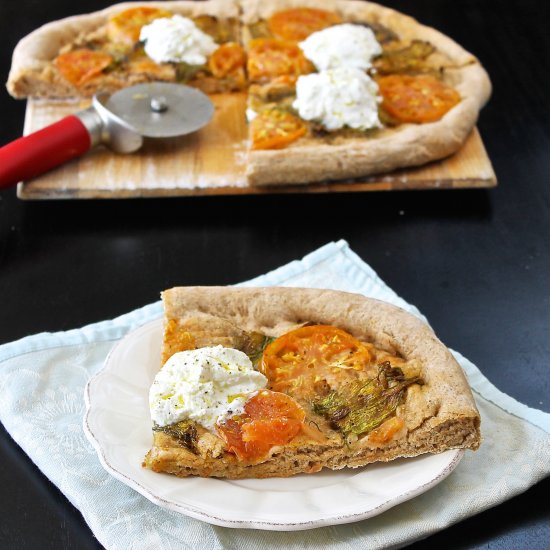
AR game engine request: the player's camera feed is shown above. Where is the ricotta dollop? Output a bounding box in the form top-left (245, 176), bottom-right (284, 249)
top-left (293, 66), bottom-right (382, 131)
top-left (139, 15), bottom-right (218, 65)
top-left (299, 24), bottom-right (382, 71)
top-left (149, 346), bottom-right (267, 430)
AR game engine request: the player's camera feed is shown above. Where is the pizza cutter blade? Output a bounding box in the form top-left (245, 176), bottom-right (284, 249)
top-left (0, 82), bottom-right (214, 190)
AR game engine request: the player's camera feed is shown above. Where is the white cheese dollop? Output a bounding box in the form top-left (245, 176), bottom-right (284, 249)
top-left (149, 345), bottom-right (267, 431)
top-left (245, 108), bottom-right (258, 122)
top-left (299, 24), bottom-right (382, 71)
top-left (139, 15), bottom-right (218, 65)
top-left (293, 66), bottom-right (382, 131)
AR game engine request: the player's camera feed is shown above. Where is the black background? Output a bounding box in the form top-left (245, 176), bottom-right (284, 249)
top-left (1, 0), bottom-right (549, 548)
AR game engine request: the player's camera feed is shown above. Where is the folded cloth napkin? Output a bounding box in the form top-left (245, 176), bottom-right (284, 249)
top-left (0, 240), bottom-right (548, 550)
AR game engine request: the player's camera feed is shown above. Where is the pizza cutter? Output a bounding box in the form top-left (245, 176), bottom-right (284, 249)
top-left (0, 82), bottom-right (214, 190)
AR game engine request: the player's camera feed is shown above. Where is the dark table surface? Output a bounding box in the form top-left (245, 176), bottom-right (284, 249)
top-left (1, 0), bottom-right (549, 548)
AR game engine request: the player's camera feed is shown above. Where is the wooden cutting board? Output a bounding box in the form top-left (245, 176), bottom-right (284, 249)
top-left (17, 94), bottom-right (496, 199)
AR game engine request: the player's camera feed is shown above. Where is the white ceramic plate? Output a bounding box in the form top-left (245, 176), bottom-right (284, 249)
top-left (84, 319), bottom-right (464, 531)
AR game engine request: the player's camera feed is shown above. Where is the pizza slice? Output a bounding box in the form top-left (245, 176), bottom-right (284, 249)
top-left (143, 287), bottom-right (480, 479)
top-left (241, 0), bottom-right (491, 185)
top-left (7, 0), bottom-right (246, 98)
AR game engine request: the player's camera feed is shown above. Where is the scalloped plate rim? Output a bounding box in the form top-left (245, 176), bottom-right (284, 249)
top-left (83, 318), bottom-right (465, 531)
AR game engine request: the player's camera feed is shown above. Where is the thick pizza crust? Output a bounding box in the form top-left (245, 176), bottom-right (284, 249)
top-left (242, 0), bottom-right (491, 185)
top-left (6, 0), bottom-right (239, 98)
top-left (144, 286), bottom-right (480, 479)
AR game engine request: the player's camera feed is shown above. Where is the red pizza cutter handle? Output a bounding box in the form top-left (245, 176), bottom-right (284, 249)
top-left (0, 115), bottom-right (92, 190)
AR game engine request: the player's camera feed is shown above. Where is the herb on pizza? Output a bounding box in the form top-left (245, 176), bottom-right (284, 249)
top-left (373, 40), bottom-right (436, 75)
top-left (313, 361), bottom-right (423, 439)
top-left (154, 419), bottom-right (198, 453)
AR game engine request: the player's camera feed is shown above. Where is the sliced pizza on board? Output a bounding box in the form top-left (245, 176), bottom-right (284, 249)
top-left (143, 287), bottom-right (480, 479)
top-left (6, 0), bottom-right (491, 186)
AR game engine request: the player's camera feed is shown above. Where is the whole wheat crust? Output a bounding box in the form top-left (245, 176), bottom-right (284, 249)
top-left (5, 0), bottom-right (492, 186)
top-left (143, 286), bottom-right (480, 479)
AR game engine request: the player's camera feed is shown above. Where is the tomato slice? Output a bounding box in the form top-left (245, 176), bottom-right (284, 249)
top-left (377, 74), bottom-right (461, 123)
top-left (107, 7), bottom-right (172, 45)
top-left (250, 109), bottom-right (307, 150)
top-left (260, 325), bottom-right (374, 395)
top-left (247, 38), bottom-right (313, 82)
top-left (267, 8), bottom-right (342, 41)
top-left (54, 49), bottom-right (113, 87)
top-left (208, 42), bottom-right (246, 78)
top-left (217, 390), bottom-right (305, 462)
top-left (367, 416), bottom-right (405, 444)
top-left (242, 390), bottom-right (305, 442)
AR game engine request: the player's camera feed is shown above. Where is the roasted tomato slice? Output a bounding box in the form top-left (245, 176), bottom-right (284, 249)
top-left (242, 390), bottom-right (305, 443)
top-left (217, 390), bottom-right (305, 462)
top-left (267, 8), bottom-right (342, 41)
top-left (208, 42), bottom-right (246, 78)
top-left (260, 325), bottom-right (374, 395)
top-left (367, 416), bottom-right (405, 444)
top-left (247, 38), bottom-right (313, 82)
top-left (54, 49), bottom-right (113, 86)
top-left (377, 74), bottom-right (461, 123)
top-left (107, 7), bottom-right (172, 45)
top-left (250, 108), bottom-right (307, 150)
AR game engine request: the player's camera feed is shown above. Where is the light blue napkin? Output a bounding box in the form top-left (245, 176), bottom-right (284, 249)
top-left (0, 240), bottom-right (548, 549)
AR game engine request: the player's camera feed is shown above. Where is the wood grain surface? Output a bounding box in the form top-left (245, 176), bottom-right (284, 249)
top-left (17, 93), bottom-right (496, 200)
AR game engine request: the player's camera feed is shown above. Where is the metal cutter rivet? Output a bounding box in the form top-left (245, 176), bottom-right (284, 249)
top-left (150, 96), bottom-right (168, 113)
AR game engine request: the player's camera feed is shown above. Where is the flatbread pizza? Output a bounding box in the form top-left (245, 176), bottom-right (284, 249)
top-left (143, 287), bottom-right (480, 479)
top-left (6, 0), bottom-right (491, 186)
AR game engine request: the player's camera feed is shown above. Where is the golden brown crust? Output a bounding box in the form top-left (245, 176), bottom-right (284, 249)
top-left (143, 286), bottom-right (480, 479)
top-left (242, 0), bottom-right (491, 185)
